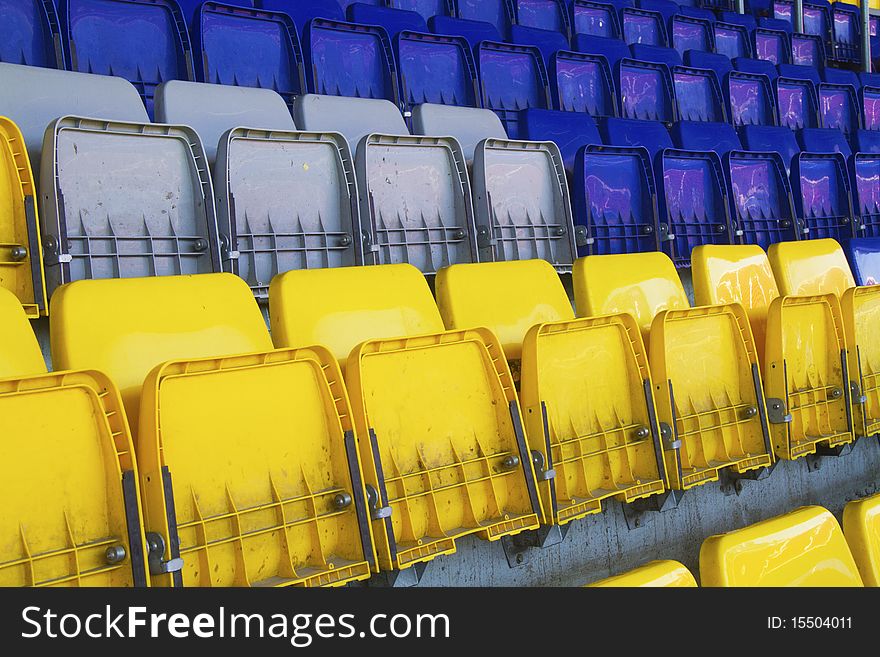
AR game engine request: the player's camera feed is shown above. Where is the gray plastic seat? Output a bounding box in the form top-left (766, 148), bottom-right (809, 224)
top-left (155, 81), bottom-right (296, 162)
top-left (0, 63), bottom-right (148, 180)
top-left (40, 117), bottom-right (221, 296)
top-left (215, 128), bottom-right (363, 298)
top-left (411, 105), bottom-right (578, 272)
top-left (295, 94), bottom-right (477, 274)
top-left (411, 104), bottom-right (507, 163)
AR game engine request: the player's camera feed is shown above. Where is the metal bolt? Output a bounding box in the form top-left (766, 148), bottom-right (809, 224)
top-left (740, 405), bottom-right (758, 420)
top-left (553, 226), bottom-right (566, 236)
top-left (332, 492), bottom-right (353, 509)
top-left (10, 246), bottom-right (27, 261)
top-left (105, 545), bottom-right (126, 564)
top-left (531, 450), bottom-right (546, 471)
top-left (365, 484), bottom-right (380, 509)
top-left (780, 220), bottom-right (791, 229)
top-left (771, 401), bottom-right (781, 410)
top-left (338, 233), bottom-right (352, 247)
top-left (502, 455), bottom-right (520, 469)
top-left (633, 425), bottom-right (650, 439)
top-left (193, 238), bottom-right (208, 252)
top-left (452, 228), bottom-right (466, 240)
top-left (642, 225), bottom-right (654, 234)
top-left (829, 387), bottom-right (843, 400)
top-left (716, 224), bottom-right (726, 233)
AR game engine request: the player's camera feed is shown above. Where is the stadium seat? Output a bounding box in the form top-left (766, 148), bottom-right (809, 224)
top-left (808, 67), bottom-right (862, 135)
top-left (768, 238), bottom-right (880, 440)
top-left (411, 103), bottom-right (507, 161)
top-left (396, 32), bottom-right (479, 113)
top-left (476, 42), bottom-right (552, 139)
top-left (713, 19), bottom-right (752, 60)
top-left (776, 0), bottom-right (835, 57)
top-left (0, 118), bottom-right (47, 318)
top-left (510, 25), bottom-right (570, 68)
top-left (62, 0), bottom-right (194, 118)
top-left (670, 13), bottom-right (714, 55)
top-left (258, 0), bottom-right (344, 42)
top-left (843, 492), bottom-right (880, 586)
top-left (850, 150), bottom-right (880, 238)
top-left (574, 252), bottom-right (774, 490)
top-left (718, 10), bottom-right (757, 33)
top-left (410, 105), bottom-right (578, 270)
top-left (0, 62), bottom-right (150, 176)
top-left (741, 124), bottom-right (800, 172)
top-left (700, 506), bottom-right (863, 586)
top-left (39, 115), bottom-right (221, 298)
top-left (50, 273), bottom-right (374, 587)
top-left (435, 259), bottom-right (667, 526)
top-left (389, 0), bottom-right (448, 21)
top-left (706, 57), bottom-right (778, 128)
top-left (603, 116), bottom-right (672, 156)
top-left (194, 3), bottom-right (305, 108)
top-left (617, 57), bottom-right (677, 122)
top-left (754, 24), bottom-right (791, 65)
top-left (791, 33), bottom-right (826, 67)
top-left (859, 76), bottom-right (879, 131)
top-left (574, 144), bottom-right (662, 255)
top-left (790, 151), bottom-right (857, 240)
top-left (520, 107), bottom-right (601, 171)
top-left (0, 286), bottom-right (149, 587)
top-left (693, 245), bottom-right (853, 460)
top-left (551, 48), bottom-right (618, 119)
top-left (428, 16), bottom-right (501, 49)
top-left (269, 264), bottom-right (543, 573)
top-left (154, 80), bottom-right (296, 162)
top-left (0, 0), bottom-right (64, 68)
top-left (852, 129), bottom-right (880, 155)
top-left (454, 0), bottom-right (513, 38)
top-left (304, 17), bottom-right (399, 104)
top-left (724, 149), bottom-right (801, 247)
top-left (776, 66), bottom-right (821, 130)
top-left (587, 560), bottom-right (697, 586)
top-left (347, 3), bottom-right (428, 39)
top-left (671, 121), bottom-right (740, 155)
top-left (670, 64), bottom-right (727, 123)
top-left (798, 126), bottom-right (851, 156)
top-left (512, 0), bottom-right (571, 37)
top-left (846, 238), bottom-right (880, 285)
top-left (620, 5), bottom-right (668, 47)
top-left (295, 94), bottom-right (477, 273)
top-left (570, 0), bottom-right (623, 40)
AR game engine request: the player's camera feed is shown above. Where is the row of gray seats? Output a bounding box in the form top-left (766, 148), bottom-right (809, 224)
top-left (0, 62), bottom-right (577, 300)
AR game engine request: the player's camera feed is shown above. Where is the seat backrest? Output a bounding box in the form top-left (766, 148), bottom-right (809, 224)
top-left (798, 127), bottom-right (852, 157)
top-left (0, 0), bottom-right (64, 68)
top-left (692, 244), bottom-right (779, 350)
top-left (435, 259), bottom-right (574, 359)
top-left (0, 63), bottom-right (148, 175)
top-left (154, 81), bottom-right (296, 162)
top-left (348, 3), bottom-right (427, 39)
top-left (727, 70), bottom-right (778, 129)
top-left (790, 32), bottom-right (825, 67)
top-left (396, 32), bottom-right (478, 112)
top-left (768, 238), bottom-right (856, 297)
top-left (671, 120), bottom-right (740, 155)
top-left (754, 24), bottom-right (790, 65)
top-left (616, 58), bottom-right (676, 122)
top-left (776, 73), bottom-right (819, 130)
top-left (573, 252), bottom-right (689, 337)
top-left (455, 0), bottom-right (513, 37)
top-left (630, 43), bottom-right (682, 68)
top-left (512, 0), bottom-right (570, 36)
top-left (50, 273), bottom-right (272, 427)
top-left (260, 0), bottom-right (345, 41)
top-left (588, 560), bottom-right (697, 587)
top-left (0, 286), bottom-right (46, 378)
top-left (790, 152), bottom-right (855, 240)
top-left (570, 1), bottom-right (621, 40)
top-left (410, 104), bottom-right (506, 162)
top-left (428, 15), bottom-right (501, 49)
top-left (712, 20), bottom-right (751, 60)
top-left (509, 24), bottom-right (569, 67)
top-left (269, 263), bottom-right (445, 361)
top-left (733, 56), bottom-right (778, 80)
top-left (603, 117), bottom-right (673, 158)
top-left (551, 50), bottom-right (617, 119)
top-left (390, 0), bottom-right (448, 21)
top-left (685, 50), bottom-right (733, 81)
top-left (843, 493), bottom-right (880, 587)
top-left (63, 0), bottom-right (193, 118)
top-left (741, 124), bottom-right (800, 171)
top-left (520, 108), bottom-right (601, 172)
top-left (621, 6), bottom-right (668, 47)
top-left (573, 34), bottom-right (631, 68)
top-left (700, 506), bottom-right (863, 586)
top-left (669, 14), bottom-right (714, 55)
top-left (294, 94), bottom-right (408, 150)
top-left (195, 3), bottom-right (304, 107)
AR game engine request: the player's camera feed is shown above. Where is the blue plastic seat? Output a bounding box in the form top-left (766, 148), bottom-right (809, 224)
top-left (753, 24), bottom-right (790, 65)
top-left (63, 0), bottom-right (194, 117)
top-left (760, 16), bottom-right (792, 34)
top-left (305, 18), bottom-right (399, 104)
top-left (175, 0), bottom-right (208, 29)
top-left (718, 11), bottom-right (757, 33)
top-left (726, 149), bottom-right (800, 248)
top-left (454, 0), bottom-right (513, 38)
top-left (348, 3), bottom-right (427, 38)
top-left (551, 50), bottom-right (617, 118)
top-left (195, 3), bottom-right (305, 108)
top-left (815, 67), bottom-right (862, 135)
top-left (520, 108), bottom-right (601, 171)
top-left (741, 124), bottom-right (801, 172)
top-left (791, 32), bottom-right (825, 68)
top-left (603, 116), bottom-right (672, 159)
top-left (727, 71), bottom-right (778, 128)
top-left (637, 0), bottom-right (677, 23)
top-left (831, 3), bottom-right (860, 64)
top-left (258, 0), bottom-right (344, 41)
top-left (671, 65), bottom-right (726, 122)
top-left (791, 151), bottom-right (857, 240)
top-left (685, 50), bottom-right (732, 80)
top-left (853, 129), bottom-right (880, 155)
top-left (620, 6), bottom-right (667, 47)
top-left (476, 42), bottom-right (551, 139)
top-left (389, 0), bottom-right (449, 21)
top-left (512, 0), bottom-right (571, 38)
top-left (569, 0), bottom-right (622, 39)
top-left (0, 0), bottom-right (64, 68)
top-left (510, 24), bottom-right (569, 67)
top-left (671, 120), bottom-right (740, 155)
top-left (850, 151), bottom-right (880, 237)
top-left (734, 56), bottom-right (778, 80)
top-left (336, 0), bottom-right (383, 8)
top-left (844, 238), bottom-right (880, 285)
top-left (774, 0), bottom-right (833, 56)
top-left (678, 6), bottom-right (715, 23)
top-left (798, 127), bottom-right (852, 157)
top-left (574, 144), bottom-right (661, 255)
top-left (713, 20), bottom-right (752, 60)
top-left (616, 57), bottom-right (676, 122)
top-left (396, 32), bottom-right (478, 112)
top-left (669, 13), bottom-right (714, 55)
top-left (630, 43), bottom-right (681, 68)
top-left (775, 64), bottom-right (820, 130)
top-left (573, 34), bottom-right (631, 67)
top-left (429, 15), bottom-right (501, 49)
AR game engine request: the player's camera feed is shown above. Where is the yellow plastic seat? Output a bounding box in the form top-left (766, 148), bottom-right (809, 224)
top-left (843, 492), bottom-right (880, 587)
top-left (769, 239), bottom-right (880, 440)
top-left (270, 264), bottom-right (542, 572)
top-left (0, 287), bottom-right (147, 586)
top-left (700, 506), bottom-right (863, 586)
top-left (574, 252), bottom-right (773, 490)
top-left (694, 245), bottom-right (853, 460)
top-left (588, 560), bottom-right (697, 587)
top-left (435, 260), bottom-right (667, 526)
top-left (0, 118), bottom-right (46, 318)
top-left (51, 273), bottom-right (373, 587)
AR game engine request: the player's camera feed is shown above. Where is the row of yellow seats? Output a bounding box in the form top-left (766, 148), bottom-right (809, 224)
top-left (0, 239), bottom-right (875, 586)
top-left (590, 502), bottom-right (880, 587)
